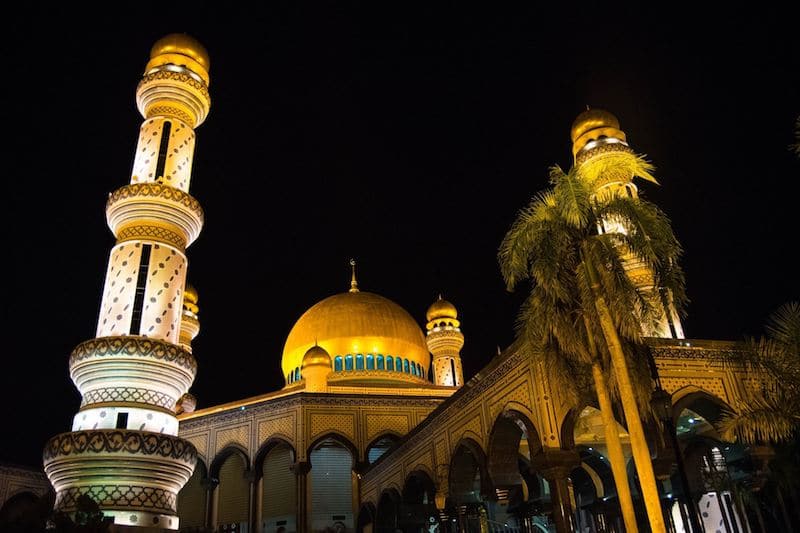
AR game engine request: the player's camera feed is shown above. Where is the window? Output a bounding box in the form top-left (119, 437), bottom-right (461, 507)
top-left (451, 359), bottom-right (457, 386)
top-left (334, 356), bottom-right (343, 372)
top-left (376, 355), bottom-right (384, 370)
top-left (129, 244), bottom-right (152, 335)
top-left (345, 355), bottom-right (354, 371)
top-left (356, 354), bottom-right (364, 370)
top-left (386, 356), bottom-right (394, 371)
top-left (404, 359), bottom-right (410, 373)
top-left (116, 412), bottom-right (128, 429)
top-left (366, 354), bottom-right (374, 370)
top-left (294, 367), bottom-right (301, 382)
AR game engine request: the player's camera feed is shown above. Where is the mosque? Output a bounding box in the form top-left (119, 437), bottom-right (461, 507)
top-left (0, 34), bottom-right (791, 533)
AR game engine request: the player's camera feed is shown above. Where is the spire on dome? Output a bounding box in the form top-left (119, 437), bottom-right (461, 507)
top-left (349, 258), bottom-right (359, 293)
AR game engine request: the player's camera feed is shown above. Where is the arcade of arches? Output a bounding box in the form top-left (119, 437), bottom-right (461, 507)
top-left (174, 338), bottom-right (791, 532)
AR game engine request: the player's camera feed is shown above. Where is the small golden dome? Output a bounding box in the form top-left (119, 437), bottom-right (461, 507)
top-left (302, 345), bottom-right (332, 369)
top-left (150, 33), bottom-right (210, 71)
top-left (184, 284), bottom-right (198, 305)
top-left (570, 108), bottom-right (620, 143)
top-left (426, 295), bottom-right (458, 322)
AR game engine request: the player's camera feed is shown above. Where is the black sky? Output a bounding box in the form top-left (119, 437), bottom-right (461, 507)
top-left (1, 5), bottom-right (798, 467)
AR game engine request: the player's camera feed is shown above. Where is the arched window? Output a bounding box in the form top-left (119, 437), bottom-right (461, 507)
top-left (288, 372), bottom-right (292, 383)
top-left (403, 359), bottom-right (410, 373)
top-left (356, 354), bottom-right (364, 370)
top-left (366, 354), bottom-right (374, 370)
top-left (345, 355), bottom-right (354, 371)
top-left (417, 363), bottom-right (423, 377)
top-left (411, 363), bottom-right (417, 376)
top-left (386, 356), bottom-right (394, 371)
top-left (377, 355), bottom-right (385, 370)
top-left (334, 356), bottom-right (343, 372)
top-left (294, 367), bottom-right (301, 381)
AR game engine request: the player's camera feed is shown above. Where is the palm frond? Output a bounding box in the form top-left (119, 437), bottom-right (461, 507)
top-left (766, 301), bottom-right (800, 355)
top-left (718, 394), bottom-right (800, 444)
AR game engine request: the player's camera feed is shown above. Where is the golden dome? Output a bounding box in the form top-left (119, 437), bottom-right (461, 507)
top-left (570, 108), bottom-right (627, 158)
top-left (302, 345), bottom-right (331, 369)
top-left (426, 295), bottom-right (457, 322)
top-left (570, 109), bottom-right (619, 142)
top-left (282, 291), bottom-right (430, 383)
top-left (184, 284), bottom-right (198, 305)
top-left (150, 33), bottom-right (210, 71)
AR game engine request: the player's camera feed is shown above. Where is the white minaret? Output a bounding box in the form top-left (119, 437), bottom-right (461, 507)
top-left (425, 295), bottom-right (465, 387)
top-left (43, 34), bottom-right (211, 530)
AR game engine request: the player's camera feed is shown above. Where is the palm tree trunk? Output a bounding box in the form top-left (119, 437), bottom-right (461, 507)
top-left (592, 362), bottom-right (639, 533)
top-left (584, 313), bottom-right (639, 533)
top-left (582, 250), bottom-right (666, 533)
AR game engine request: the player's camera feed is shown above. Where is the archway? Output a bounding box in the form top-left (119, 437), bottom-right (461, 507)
top-left (366, 434), bottom-right (400, 464)
top-left (256, 439), bottom-right (297, 533)
top-left (448, 439), bottom-right (490, 532)
top-left (211, 446), bottom-right (251, 532)
top-left (569, 405), bottom-right (631, 532)
top-left (177, 458), bottom-right (208, 530)
top-left (309, 434), bottom-right (356, 532)
top-left (671, 389), bottom-right (757, 533)
top-left (400, 470), bottom-right (438, 530)
top-left (487, 410), bottom-right (545, 532)
top-left (375, 489), bottom-right (401, 533)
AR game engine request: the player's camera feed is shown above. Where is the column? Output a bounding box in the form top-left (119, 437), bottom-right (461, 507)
top-left (530, 450), bottom-right (580, 533)
top-left (292, 461), bottom-right (311, 533)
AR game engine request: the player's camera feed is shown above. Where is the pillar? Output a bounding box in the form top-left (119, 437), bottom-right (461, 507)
top-left (530, 450), bottom-right (580, 533)
top-left (292, 461), bottom-right (311, 533)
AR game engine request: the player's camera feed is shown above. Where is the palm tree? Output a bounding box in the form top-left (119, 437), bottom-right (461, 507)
top-left (719, 302), bottom-right (800, 444)
top-left (499, 164), bottom-right (687, 533)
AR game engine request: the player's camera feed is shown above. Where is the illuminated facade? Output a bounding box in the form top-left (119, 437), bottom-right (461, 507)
top-left (35, 35), bottom-right (786, 533)
top-left (42, 34), bottom-right (211, 530)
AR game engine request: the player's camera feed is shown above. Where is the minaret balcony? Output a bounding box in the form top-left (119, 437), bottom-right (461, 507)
top-left (106, 183), bottom-right (204, 248)
top-left (69, 336), bottom-right (196, 411)
top-left (43, 429), bottom-right (196, 530)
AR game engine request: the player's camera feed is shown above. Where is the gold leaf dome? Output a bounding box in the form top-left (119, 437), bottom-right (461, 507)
top-left (184, 283), bottom-right (198, 305)
top-left (426, 296), bottom-right (457, 322)
top-left (281, 291), bottom-right (429, 383)
top-left (302, 345), bottom-right (331, 369)
top-left (150, 33), bottom-right (210, 71)
top-left (570, 108), bottom-right (620, 143)
top-left (570, 108), bottom-right (627, 157)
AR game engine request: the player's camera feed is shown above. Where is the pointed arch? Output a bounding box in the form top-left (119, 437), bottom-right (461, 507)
top-left (253, 437), bottom-right (296, 481)
top-left (209, 444), bottom-right (250, 479)
top-left (449, 437), bottom-right (492, 504)
top-left (306, 432), bottom-right (358, 466)
top-left (365, 432), bottom-right (401, 464)
top-left (671, 386), bottom-right (733, 426)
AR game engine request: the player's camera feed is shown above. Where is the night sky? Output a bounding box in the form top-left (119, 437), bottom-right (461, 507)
top-left (2, 6), bottom-right (798, 468)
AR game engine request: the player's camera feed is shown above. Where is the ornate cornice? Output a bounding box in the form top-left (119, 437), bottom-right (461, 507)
top-left (178, 393), bottom-right (443, 432)
top-left (106, 183), bottom-right (204, 221)
top-left (576, 141), bottom-right (634, 166)
top-left (138, 70), bottom-right (210, 100)
top-left (116, 224), bottom-right (187, 249)
top-left (70, 336), bottom-right (197, 373)
top-left (43, 430), bottom-right (196, 465)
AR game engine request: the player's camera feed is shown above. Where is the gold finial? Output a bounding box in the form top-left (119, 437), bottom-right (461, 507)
top-left (349, 258), bottom-right (359, 293)
top-left (437, 293), bottom-right (443, 301)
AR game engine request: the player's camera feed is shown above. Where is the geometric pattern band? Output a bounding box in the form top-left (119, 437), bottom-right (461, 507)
top-left (116, 224), bottom-right (186, 249)
top-left (54, 484), bottom-right (176, 514)
top-left (106, 182), bottom-right (204, 221)
top-left (43, 430), bottom-right (197, 464)
top-left (81, 387), bottom-right (176, 409)
top-left (70, 336), bottom-right (197, 373)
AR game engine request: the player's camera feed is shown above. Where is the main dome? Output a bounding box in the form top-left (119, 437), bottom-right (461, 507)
top-left (281, 291), bottom-right (430, 385)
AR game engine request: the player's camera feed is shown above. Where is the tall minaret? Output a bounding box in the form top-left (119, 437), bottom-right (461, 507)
top-left (570, 108), bottom-right (684, 339)
top-left (43, 34), bottom-right (211, 530)
top-left (425, 296), bottom-right (465, 387)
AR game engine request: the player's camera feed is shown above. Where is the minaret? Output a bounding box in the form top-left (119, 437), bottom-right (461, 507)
top-left (570, 108), bottom-right (684, 338)
top-left (425, 296), bottom-right (465, 387)
top-left (179, 283), bottom-right (201, 352)
top-left (43, 34), bottom-right (211, 530)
